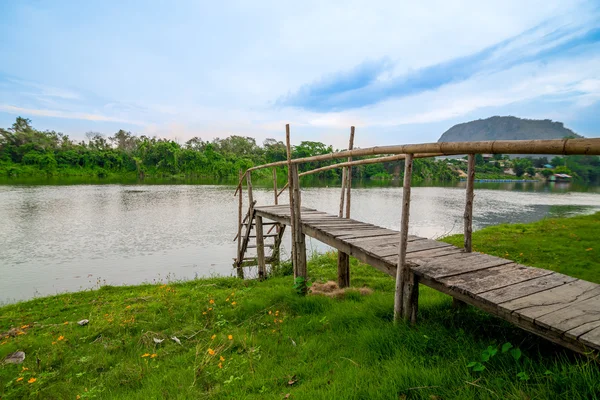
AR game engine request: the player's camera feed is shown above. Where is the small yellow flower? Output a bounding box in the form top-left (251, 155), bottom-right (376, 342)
top-left (231, 302), bottom-right (236, 306)
top-left (279, 319), bottom-right (283, 323)
top-left (202, 312), bottom-right (207, 315)
top-left (77, 396), bottom-right (81, 399)
top-left (22, 367), bottom-right (28, 371)
top-left (126, 305), bottom-right (131, 309)
top-left (57, 335), bottom-right (65, 341)
top-left (51, 341), bottom-right (57, 345)
top-left (63, 321), bottom-right (69, 325)
top-left (231, 292), bottom-right (235, 296)
top-left (208, 348), bottom-right (216, 356)
top-left (586, 248), bottom-right (593, 251)
top-left (150, 354), bottom-right (157, 358)
top-left (228, 335), bottom-right (233, 340)
top-left (219, 355), bottom-right (225, 362)
top-left (218, 362), bottom-right (223, 369)
top-left (208, 307), bottom-right (213, 311)
top-left (17, 331), bottom-right (26, 335)
top-left (209, 299), bottom-right (215, 304)
top-left (16, 377), bottom-right (23, 382)
top-left (226, 298), bottom-right (230, 302)
top-left (268, 311), bottom-right (272, 315)
top-left (28, 377), bottom-right (36, 384)
top-left (211, 334), bottom-right (216, 340)
top-left (141, 353), bottom-right (150, 358)
top-left (20, 325), bottom-right (29, 329)
top-left (0, 340), bottom-right (8, 345)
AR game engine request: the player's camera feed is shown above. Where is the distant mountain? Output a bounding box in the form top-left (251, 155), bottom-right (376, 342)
top-left (438, 116), bottom-right (583, 142)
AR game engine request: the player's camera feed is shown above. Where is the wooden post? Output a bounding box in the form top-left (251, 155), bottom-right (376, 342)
top-left (394, 154), bottom-right (416, 323)
top-left (345, 126), bottom-right (355, 219)
top-left (464, 154), bottom-right (475, 252)
top-left (255, 215), bottom-right (266, 280)
top-left (246, 171), bottom-right (253, 205)
top-left (337, 126), bottom-right (355, 288)
top-left (291, 163), bottom-right (307, 290)
top-left (286, 124), bottom-right (297, 277)
top-left (453, 153), bottom-right (475, 309)
top-left (236, 169), bottom-right (244, 279)
top-left (272, 167), bottom-right (278, 205)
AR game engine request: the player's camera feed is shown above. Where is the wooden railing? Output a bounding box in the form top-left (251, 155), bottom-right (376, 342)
top-left (234, 125), bottom-right (600, 322)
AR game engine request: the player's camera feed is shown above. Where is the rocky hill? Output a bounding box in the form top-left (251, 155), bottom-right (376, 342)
top-left (438, 116), bottom-right (582, 142)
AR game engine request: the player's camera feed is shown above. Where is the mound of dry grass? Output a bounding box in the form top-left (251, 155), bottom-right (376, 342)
top-left (308, 280), bottom-right (373, 299)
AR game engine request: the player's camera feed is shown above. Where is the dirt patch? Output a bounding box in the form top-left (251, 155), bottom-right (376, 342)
top-left (309, 281), bottom-right (373, 299)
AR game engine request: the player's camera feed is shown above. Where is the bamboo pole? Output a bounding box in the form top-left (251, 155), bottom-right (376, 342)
top-left (236, 169), bottom-right (244, 279)
top-left (255, 215), bottom-right (266, 280)
top-left (272, 152), bottom-right (445, 196)
top-left (235, 138), bottom-right (600, 181)
top-left (394, 154), bottom-right (415, 323)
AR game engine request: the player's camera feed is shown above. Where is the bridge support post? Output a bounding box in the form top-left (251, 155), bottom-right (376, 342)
top-left (337, 126), bottom-right (355, 288)
top-left (453, 153), bottom-right (476, 309)
top-left (286, 125), bottom-right (307, 292)
top-left (255, 215), bottom-right (266, 280)
top-left (394, 153), bottom-right (417, 324)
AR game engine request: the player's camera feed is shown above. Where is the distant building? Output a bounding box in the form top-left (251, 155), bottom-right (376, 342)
top-left (549, 173), bottom-right (572, 182)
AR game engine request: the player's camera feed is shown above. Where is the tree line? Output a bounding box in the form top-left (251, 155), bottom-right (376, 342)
top-left (0, 117), bottom-right (459, 182)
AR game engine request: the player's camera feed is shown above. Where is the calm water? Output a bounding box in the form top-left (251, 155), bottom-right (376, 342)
top-left (1, 181), bottom-right (599, 303)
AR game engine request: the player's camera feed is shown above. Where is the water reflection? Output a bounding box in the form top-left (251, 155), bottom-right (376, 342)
top-left (0, 182), bottom-right (598, 303)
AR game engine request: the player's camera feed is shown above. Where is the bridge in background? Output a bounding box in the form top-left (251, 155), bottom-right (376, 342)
top-left (233, 126), bottom-right (600, 355)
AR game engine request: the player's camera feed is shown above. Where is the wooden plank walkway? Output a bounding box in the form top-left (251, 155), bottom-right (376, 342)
top-left (255, 204), bottom-right (600, 354)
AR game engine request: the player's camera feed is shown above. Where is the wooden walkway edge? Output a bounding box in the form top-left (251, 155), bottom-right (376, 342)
top-left (254, 204), bottom-right (600, 354)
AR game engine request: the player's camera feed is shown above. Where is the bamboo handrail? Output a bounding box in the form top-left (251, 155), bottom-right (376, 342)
top-left (234, 137), bottom-right (600, 195)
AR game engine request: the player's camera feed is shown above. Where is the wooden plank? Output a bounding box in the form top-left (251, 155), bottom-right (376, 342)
top-left (439, 263), bottom-right (553, 296)
top-left (405, 246), bottom-right (466, 260)
top-left (479, 273), bottom-right (577, 305)
top-left (579, 326), bottom-right (600, 350)
top-left (367, 240), bottom-right (452, 258)
top-left (565, 320), bottom-right (600, 342)
top-left (499, 280), bottom-right (600, 322)
top-left (535, 295), bottom-right (600, 338)
top-left (413, 253), bottom-right (512, 279)
top-left (346, 234), bottom-right (424, 246)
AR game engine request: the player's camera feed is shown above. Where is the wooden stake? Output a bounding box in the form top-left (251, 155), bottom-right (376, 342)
top-left (236, 169), bottom-right (244, 279)
top-left (394, 154), bottom-right (415, 323)
top-left (255, 215), bottom-right (266, 280)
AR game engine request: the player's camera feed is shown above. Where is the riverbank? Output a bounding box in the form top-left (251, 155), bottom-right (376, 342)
top-left (1, 213), bottom-right (599, 399)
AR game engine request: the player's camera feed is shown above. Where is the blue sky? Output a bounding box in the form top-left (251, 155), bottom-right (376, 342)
top-left (1, 0), bottom-right (599, 148)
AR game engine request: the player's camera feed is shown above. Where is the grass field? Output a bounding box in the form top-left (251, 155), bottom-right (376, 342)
top-left (1, 213), bottom-right (599, 399)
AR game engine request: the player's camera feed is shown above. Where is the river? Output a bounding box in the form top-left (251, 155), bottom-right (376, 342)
top-left (0, 181), bottom-right (599, 303)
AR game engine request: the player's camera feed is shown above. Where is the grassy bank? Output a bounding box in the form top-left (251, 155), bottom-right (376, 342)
top-left (1, 214), bottom-right (599, 399)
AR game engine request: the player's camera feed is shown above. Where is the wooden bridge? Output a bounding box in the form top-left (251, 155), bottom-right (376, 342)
top-left (233, 127), bottom-right (600, 355)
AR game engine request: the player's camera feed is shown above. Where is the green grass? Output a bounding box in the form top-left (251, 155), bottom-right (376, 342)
top-left (1, 214), bottom-right (600, 399)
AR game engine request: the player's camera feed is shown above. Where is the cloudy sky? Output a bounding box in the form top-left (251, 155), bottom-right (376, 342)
top-left (1, 0), bottom-right (599, 148)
